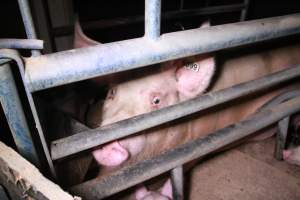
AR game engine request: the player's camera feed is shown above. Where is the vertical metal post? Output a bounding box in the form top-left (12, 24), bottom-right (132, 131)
top-left (275, 116), bottom-right (290, 160)
top-left (0, 62), bottom-right (40, 166)
top-left (17, 0), bottom-right (41, 56)
top-left (171, 166), bottom-right (184, 200)
top-left (0, 49), bottom-right (57, 179)
top-left (240, 0), bottom-right (249, 21)
top-left (145, 0), bottom-right (161, 40)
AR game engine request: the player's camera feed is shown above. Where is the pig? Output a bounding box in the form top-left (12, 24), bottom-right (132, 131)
top-left (74, 20), bottom-right (300, 198)
top-left (135, 180), bottom-right (172, 200)
top-left (283, 146), bottom-right (300, 166)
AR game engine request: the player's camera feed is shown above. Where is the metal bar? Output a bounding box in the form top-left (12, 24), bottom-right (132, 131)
top-left (70, 96), bottom-right (300, 199)
top-left (17, 0), bottom-right (41, 56)
top-left (240, 0), bottom-right (249, 21)
top-left (0, 49), bottom-right (56, 178)
top-left (52, 4), bottom-right (245, 37)
top-left (0, 39), bottom-right (43, 50)
top-left (275, 117), bottom-right (290, 160)
top-left (0, 62), bottom-right (40, 166)
top-left (51, 65), bottom-right (300, 160)
top-left (171, 166), bottom-right (184, 200)
top-left (145, 0), bottom-right (161, 39)
top-left (25, 13), bottom-right (300, 92)
top-left (0, 185), bottom-right (9, 200)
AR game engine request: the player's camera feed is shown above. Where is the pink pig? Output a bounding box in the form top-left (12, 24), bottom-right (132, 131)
top-left (73, 19), bottom-right (300, 198)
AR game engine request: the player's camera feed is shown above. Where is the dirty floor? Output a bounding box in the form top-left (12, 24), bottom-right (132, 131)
top-left (187, 137), bottom-right (300, 200)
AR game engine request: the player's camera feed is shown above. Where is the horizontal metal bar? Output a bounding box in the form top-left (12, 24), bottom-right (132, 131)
top-left (51, 65), bottom-right (300, 160)
top-left (17, 0), bottom-right (41, 56)
top-left (25, 13), bottom-right (300, 92)
top-left (0, 39), bottom-right (43, 50)
top-left (70, 96), bottom-right (300, 199)
top-left (145, 0), bottom-right (161, 40)
top-left (52, 4), bottom-right (245, 36)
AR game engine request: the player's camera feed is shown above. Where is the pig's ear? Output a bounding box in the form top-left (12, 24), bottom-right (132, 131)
top-left (74, 19), bottom-right (100, 48)
top-left (175, 55), bottom-right (216, 100)
top-left (160, 179), bottom-right (173, 199)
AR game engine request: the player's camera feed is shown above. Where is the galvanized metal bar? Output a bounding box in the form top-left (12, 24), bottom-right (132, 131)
top-left (0, 39), bottom-right (43, 50)
top-left (70, 96), bottom-right (300, 199)
top-left (0, 62), bottom-right (40, 166)
top-left (145, 0), bottom-right (161, 39)
top-left (240, 0), bottom-right (249, 21)
top-left (171, 166), bottom-right (184, 200)
top-left (17, 0), bottom-right (41, 56)
top-left (0, 49), bottom-right (56, 178)
top-left (51, 65), bottom-right (300, 160)
top-left (275, 117), bottom-right (290, 160)
top-left (25, 13), bottom-right (300, 92)
top-left (53, 4), bottom-right (245, 36)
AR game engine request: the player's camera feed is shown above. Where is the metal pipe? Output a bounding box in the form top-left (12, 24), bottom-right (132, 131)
top-left (25, 13), bottom-right (300, 92)
top-left (275, 116), bottom-right (289, 160)
top-left (70, 96), bottom-right (300, 199)
top-left (0, 49), bottom-right (56, 178)
top-left (17, 0), bottom-right (41, 56)
top-left (51, 65), bottom-right (300, 160)
top-left (0, 39), bottom-right (43, 50)
top-left (145, 0), bottom-right (161, 39)
top-left (171, 166), bottom-right (184, 200)
top-left (0, 62), bottom-right (40, 166)
top-left (53, 4), bottom-right (245, 36)
top-left (240, 0), bottom-right (249, 21)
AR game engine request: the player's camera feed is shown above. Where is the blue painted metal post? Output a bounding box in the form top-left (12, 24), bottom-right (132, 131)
top-left (0, 61), bottom-right (40, 166)
top-left (145, 0), bottom-right (161, 40)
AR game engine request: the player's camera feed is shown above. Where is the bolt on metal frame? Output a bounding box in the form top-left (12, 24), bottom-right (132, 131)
top-left (1, 0), bottom-right (299, 199)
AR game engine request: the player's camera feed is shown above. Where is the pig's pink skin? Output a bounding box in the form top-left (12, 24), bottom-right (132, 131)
top-left (74, 19), bottom-right (300, 168)
top-left (92, 141), bottom-right (129, 167)
top-left (283, 147), bottom-right (300, 166)
top-left (136, 179), bottom-right (172, 200)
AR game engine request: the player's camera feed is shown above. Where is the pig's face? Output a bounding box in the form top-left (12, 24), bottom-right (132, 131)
top-left (74, 20), bottom-right (215, 167)
top-left (89, 55), bottom-right (215, 166)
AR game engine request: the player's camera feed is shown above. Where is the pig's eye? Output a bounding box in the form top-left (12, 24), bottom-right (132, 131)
top-left (107, 88), bottom-right (116, 99)
top-left (152, 96), bottom-right (161, 105)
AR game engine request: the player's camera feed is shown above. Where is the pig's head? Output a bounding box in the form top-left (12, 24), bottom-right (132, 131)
top-left (74, 21), bottom-right (216, 167)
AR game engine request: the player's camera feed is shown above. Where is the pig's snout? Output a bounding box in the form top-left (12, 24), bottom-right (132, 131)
top-left (92, 141), bottom-right (129, 166)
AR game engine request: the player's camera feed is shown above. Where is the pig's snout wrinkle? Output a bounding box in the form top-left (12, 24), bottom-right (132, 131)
top-left (92, 141), bottom-right (129, 166)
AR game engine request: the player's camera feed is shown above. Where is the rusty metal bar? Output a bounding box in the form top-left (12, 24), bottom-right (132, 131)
top-left (145, 0), bottom-right (161, 39)
top-left (17, 0), bottom-right (41, 56)
top-left (24, 13), bottom-right (300, 92)
top-left (51, 65), bottom-right (300, 160)
top-left (52, 4), bottom-right (245, 36)
top-left (70, 96), bottom-right (300, 199)
top-left (0, 39), bottom-right (43, 50)
top-left (0, 61), bottom-right (40, 166)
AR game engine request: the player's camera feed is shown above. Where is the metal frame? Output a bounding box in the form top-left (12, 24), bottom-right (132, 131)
top-left (70, 96), bottom-right (300, 199)
top-left (0, 0), bottom-right (298, 199)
